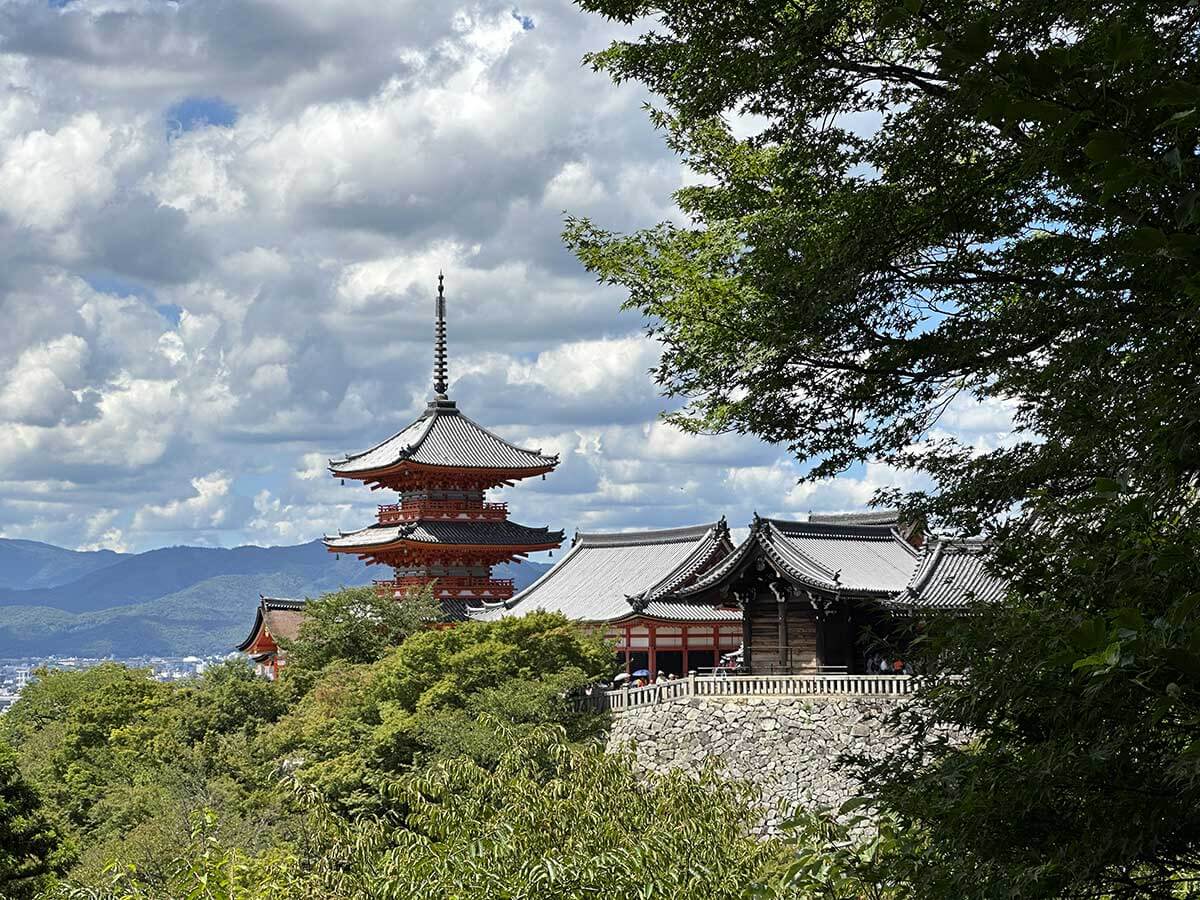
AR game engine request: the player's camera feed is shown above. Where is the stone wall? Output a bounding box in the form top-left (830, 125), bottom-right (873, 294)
top-left (605, 694), bottom-right (906, 830)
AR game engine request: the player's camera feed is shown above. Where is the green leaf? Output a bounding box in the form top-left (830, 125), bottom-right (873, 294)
top-left (1154, 80), bottom-right (1200, 106)
top-left (1073, 641), bottom-right (1122, 672)
top-left (1069, 617), bottom-right (1108, 651)
top-left (1084, 132), bottom-right (1127, 162)
top-left (1129, 227), bottom-right (1168, 251)
top-left (838, 796), bottom-right (872, 815)
top-left (1009, 99), bottom-right (1066, 123)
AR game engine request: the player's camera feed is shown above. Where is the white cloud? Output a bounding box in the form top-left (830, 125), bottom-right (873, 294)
top-left (133, 471), bottom-right (233, 532)
top-left (0, 0), bottom-right (970, 553)
top-left (0, 113), bottom-right (135, 230)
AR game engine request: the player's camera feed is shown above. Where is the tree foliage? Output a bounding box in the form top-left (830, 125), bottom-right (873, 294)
top-left (276, 584), bottom-right (440, 682)
top-left (1, 604), bottom-right (626, 895)
top-left (52, 728), bottom-right (790, 900)
top-left (566, 1), bottom-right (1200, 896)
top-left (264, 611), bottom-right (615, 804)
top-left (0, 739), bottom-right (70, 900)
top-left (566, 0), bottom-right (1200, 522)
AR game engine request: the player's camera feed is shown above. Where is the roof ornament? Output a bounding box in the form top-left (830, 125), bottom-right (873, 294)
top-left (433, 271), bottom-right (449, 400)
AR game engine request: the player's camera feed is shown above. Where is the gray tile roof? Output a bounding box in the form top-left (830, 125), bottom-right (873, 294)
top-left (325, 519), bottom-right (563, 550)
top-left (674, 516), bottom-right (920, 599)
top-left (896, 539), bottom-right (1008, 609)
top-left (769, 519), bottom-right (920, 595)
top-left (618, 601), bottom-right (742, 622)
top-left (808, 509), bottom-right (900, 527)
top-left (474, 522), bottom-right (733, 623)
top-left (330, 399), bottom-right (558, 475)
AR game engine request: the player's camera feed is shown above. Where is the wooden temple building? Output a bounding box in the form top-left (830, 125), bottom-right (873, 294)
top-left (236, 596), bottom-right (306, 679)
top-left (323, 274), bottom-right (563, 620)
top-left (475, 521), bottom-right (744, 674)
top-left (481, 511), bottom-right (1003, 676)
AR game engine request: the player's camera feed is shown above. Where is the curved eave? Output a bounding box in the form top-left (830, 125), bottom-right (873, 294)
top-left (637, 521), bottom-right (736, 602)
top-left (329, 458), bottom-right (558, 484)
top-left (608, 606), bottom-right (743, 625)
top-left (236, 609), bottom-right (272, 653)
top-left (323, 536), bottom-right (564, 555)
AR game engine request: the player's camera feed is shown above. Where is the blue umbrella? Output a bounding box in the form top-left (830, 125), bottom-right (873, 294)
top-left (632, 669), bottom-right (651, 678)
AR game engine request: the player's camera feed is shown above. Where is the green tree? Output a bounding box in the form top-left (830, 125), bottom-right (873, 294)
top-left (55, 727), bottom-right (791, 900)
top-left (261, 611), bottom-right (615, 804)
top-left (277, 584), bottom-right (440, 683)
top-left (2, 664), bottom-right (299, 892)
top-left (566, 1), bottom-right (1200, 896)
top-left (0, 738), bottom-right (70, 899)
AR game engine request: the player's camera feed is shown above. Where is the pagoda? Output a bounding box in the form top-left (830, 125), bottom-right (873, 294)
top-left (324, 274), bottom-right (563, 619)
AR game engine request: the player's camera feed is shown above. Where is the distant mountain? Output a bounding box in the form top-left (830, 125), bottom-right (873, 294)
top-left (0, 540), bottom-right (364, 614)
top-left (0, 538), bottom-right (550, 657)
top-left (0, 539), bottom-right (128, 591)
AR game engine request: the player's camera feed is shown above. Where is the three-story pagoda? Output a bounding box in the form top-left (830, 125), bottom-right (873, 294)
top-left (324, 274), bottom-right (563, 618)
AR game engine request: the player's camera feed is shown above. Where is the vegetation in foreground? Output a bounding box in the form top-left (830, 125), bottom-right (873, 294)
top-left (0, 587), bottom-right (807, 899)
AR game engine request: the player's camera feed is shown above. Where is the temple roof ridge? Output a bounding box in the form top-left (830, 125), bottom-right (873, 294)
top-left (476, 520), bottom-right (730, 622)
top-left (573, 520), bottom-right (725, 548)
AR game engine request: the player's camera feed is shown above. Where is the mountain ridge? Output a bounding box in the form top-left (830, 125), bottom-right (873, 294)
top-left (0, 537), bottom-right (551, 657)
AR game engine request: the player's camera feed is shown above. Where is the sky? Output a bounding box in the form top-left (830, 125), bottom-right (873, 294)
top-left (0, 0), bottom-right (1014, 554)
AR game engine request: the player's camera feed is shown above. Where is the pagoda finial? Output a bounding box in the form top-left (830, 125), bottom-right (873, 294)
top-left (433, 271), bottom-right (449, 399)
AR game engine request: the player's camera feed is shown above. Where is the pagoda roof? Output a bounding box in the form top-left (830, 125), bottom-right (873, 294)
top-left (325, 518), bottom-right (564, 551)
top-left (893, 539), bottom-right (1007, 610)
top-left (674, 515), bottom-right (920, 599)
top-left (329, 399), bottom-right (557, 477)
top-left (474, 520), bottom-right (734, 623)
top-left (236, 596), bottom-right (306, 652)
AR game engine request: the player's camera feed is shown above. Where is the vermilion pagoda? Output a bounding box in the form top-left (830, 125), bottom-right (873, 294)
top-left (324, 275), bottom-right (563, 618)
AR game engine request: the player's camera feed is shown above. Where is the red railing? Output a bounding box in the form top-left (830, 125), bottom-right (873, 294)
top-left (377, 500), bottom-right (508, 523)
top-left (374, 576), bottom-right (516, 599)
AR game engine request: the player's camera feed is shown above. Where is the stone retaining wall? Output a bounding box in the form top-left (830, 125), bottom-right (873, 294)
top-left (605, 694), bottom-right (906, 830)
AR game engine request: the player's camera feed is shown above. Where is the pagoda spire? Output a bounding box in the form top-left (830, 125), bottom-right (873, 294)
top-left (433, 272), bottom-right (449, 399)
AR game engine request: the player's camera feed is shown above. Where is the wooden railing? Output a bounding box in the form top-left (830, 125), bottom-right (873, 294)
top-left (374, 576), bottom-right (515, 599)
top-left (378, 501), bottom-right (508, 523)
top-left (579, 673), bottom-right (915, 713)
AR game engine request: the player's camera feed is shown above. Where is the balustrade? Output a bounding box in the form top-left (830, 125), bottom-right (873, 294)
top-left (373, 576), bottom-right (515, 599)
top-left (581, 673), bottom-right (916, 712)
top-left (377, 500), bottom-right (508, 523)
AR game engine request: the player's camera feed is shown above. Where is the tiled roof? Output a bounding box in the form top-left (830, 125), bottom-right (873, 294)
top-left (325, 519), bottom-right (563, 551)
top-left (474, 522), bottom-right (733, 623)
top-left (897, 539), bottom-right (1008, 609)
top-left (808, 509), bottom-right (901, 527)
top-left (329, 400), bottom-right (557, 475)
top-left (674, 516), bottom-right (920, 599)
top-left (236, 596), bottom-right (306, 651)
top-left (768, 519), bottom-right (920, 595)
top-left (616, 601), bottom-right (742, 622)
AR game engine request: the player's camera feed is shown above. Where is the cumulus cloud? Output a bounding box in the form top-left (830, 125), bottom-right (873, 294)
top-left (0, 0), bottom-right (982, 553)
top-left (132, 471), bottom-right (235, 532)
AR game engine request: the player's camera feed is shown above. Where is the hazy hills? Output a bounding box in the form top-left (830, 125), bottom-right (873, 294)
top-left (0, 539), bottom-right (128, 592)
top-left (0, 538), bottom-right (550, 658)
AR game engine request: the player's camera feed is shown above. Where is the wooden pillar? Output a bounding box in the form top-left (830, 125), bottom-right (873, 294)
top-left (648, 621), bottom-right (657, 675)
top-left (847, 606), bottom-right (858, 675)
top-left (738, 591), bottom-right (752, 673)
top-left (771, 583), bottom-right (788, 670)
top-left (625, 623), bottom-right (632, 673)
top-left (814, 597), bottom-right (827, 671)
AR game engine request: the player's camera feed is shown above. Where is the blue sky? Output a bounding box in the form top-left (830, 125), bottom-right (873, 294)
top-left (0, 0), bottom-right (1012, 553)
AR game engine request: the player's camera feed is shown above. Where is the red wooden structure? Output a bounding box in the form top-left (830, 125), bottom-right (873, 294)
top-left (324, 274), bottom-right (562, 618)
